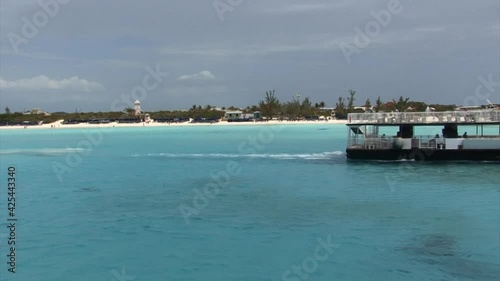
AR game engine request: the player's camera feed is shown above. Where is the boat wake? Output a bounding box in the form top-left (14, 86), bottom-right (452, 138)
top-left (0, 148), bottom-right (87, 156)
top-left (131, 151), bottom-right (345, 160)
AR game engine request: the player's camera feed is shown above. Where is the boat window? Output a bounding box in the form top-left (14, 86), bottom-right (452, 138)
top-left (350, 127), bottom-right (363, 134)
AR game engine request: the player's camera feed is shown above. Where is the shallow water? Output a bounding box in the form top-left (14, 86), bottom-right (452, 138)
top-left (0, 124), bottom-right (498, 280)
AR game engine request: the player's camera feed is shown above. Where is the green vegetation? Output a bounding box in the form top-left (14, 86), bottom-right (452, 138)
top-left (0, 107), bottom-right (226, 124)
top-left (332, 92), bottom-right (460, 119)
top-left (258, 90), bottom-right (281, 119)
top-left (257, 91), bottom-right (332, 120)
top-left (150, 106), bottom-right (224, 120)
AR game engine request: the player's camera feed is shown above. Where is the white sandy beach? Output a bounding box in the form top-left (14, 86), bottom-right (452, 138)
top-left (0, 119), bottom-right (348, 130)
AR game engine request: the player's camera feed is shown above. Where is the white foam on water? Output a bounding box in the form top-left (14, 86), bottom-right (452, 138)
top-left (0, 148), bottom-right (87, 156)
top-left (131, 151), bottom-right (345, 160)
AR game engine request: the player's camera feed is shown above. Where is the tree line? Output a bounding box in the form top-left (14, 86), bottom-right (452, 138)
top-left (256, 89), bottom-right (457, 120)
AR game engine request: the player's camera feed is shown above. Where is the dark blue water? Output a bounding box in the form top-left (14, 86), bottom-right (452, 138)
top-left (0, 124), bottom-right (499, 280)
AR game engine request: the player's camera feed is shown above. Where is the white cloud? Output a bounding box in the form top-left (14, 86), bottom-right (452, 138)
top-left (177, 71), bottom-right (215, 81)
top-left (0, 75), bottom-right (105, 91)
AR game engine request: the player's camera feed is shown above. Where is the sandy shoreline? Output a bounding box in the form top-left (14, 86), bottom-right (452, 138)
top-left (0, 119), bottom-right (348, 131)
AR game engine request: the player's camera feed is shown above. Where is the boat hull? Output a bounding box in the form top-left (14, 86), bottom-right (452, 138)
top-left (346, 148), bottom-right (500, 161)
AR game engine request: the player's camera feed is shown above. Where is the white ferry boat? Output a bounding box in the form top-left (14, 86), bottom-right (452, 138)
top-left (345, 109), bottom-right (500, 161)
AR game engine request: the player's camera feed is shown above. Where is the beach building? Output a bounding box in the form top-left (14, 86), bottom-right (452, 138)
top-left (132, 100), bottom-right (152, 123)
top-left (224, 111), bottom-right (262, 120)
top-left (321, 107), bottom-right (336, 119)
top-left (23, 108), bottom-right (51, 116)
top-left (354, 106), bottom-right (374, 112)
top-left (134, 100), bottom-right (142, 116)
top-left (31, 108), bottom-right (43, 114)
top-left (241, 111), bottom-right (262, 120)
top-left (224, 111), bottom-right (243, 119)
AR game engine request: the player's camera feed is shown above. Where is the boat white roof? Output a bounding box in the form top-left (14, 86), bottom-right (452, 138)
top-left (347, 110), bottom-right (500, 125)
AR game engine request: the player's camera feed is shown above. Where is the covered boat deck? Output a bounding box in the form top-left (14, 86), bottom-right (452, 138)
top-left (346, 110), bottom-right (500, 156)
top-left (347, 124), bottom-right (500, 150)
top-left (347, 110), bottom-right (500, 125)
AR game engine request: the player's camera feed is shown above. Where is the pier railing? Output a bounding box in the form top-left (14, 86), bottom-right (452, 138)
top-left (347, 110), bottom-right (500, 124)
top-left (348, 136), bottom-right (446, 150)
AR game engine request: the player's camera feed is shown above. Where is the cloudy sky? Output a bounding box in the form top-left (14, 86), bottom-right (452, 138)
top-left (0, 0), bottom-right (499, 112)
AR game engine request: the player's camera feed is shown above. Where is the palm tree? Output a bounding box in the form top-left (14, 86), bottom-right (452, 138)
top-left (347, 90), bottom-right (356, 113)
top-left (364, 98), bottom-right (372, 111)
top-left (301, 97), bottom-right (312, 108)
top-left (335, 97), bottom-right (347, 119)
top-left (375, 96), bottom-right (383, 112)
top-left (392, 96), bottom-right (410, 112)
top-left (259, 90), bottom-right (281, 119)
top-left (301, 97), bottom-right (313, 116)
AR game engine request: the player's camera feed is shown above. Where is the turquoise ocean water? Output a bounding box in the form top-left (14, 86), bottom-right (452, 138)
top-left (0, 124), bottom-right (499, 281)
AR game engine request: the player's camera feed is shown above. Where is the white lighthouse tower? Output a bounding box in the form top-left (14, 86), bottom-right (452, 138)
top-left (134, 100), bottom-right (142, 116)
